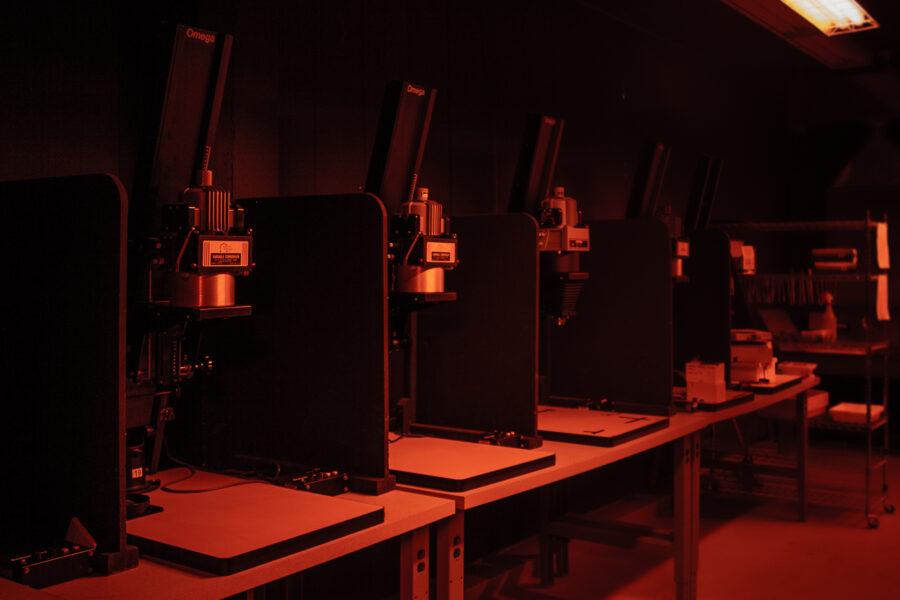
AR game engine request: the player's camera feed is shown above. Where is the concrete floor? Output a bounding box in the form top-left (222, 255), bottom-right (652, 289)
top-left (464, 444), bottom-right (900, 599)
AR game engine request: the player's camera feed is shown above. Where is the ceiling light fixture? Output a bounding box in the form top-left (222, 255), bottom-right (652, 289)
top-left (780, 0), bottom-right (879, 36)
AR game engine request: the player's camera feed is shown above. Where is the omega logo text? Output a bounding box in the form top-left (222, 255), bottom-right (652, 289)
top-left (186, 28), bottom-right (216, 44)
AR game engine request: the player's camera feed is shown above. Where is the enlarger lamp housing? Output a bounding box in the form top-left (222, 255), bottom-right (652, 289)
top-left (391, 187), bottom-right (458, 295)
top-left (157, 169), bottom-right (254, 308)
top-left (537, 187), bottom-right (590, 325)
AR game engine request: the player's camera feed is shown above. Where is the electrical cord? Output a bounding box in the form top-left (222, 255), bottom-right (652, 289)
top-left (160, 440), bottom-right (272, 494)
top-left (173, 227), bottom-right (197, 273)
top-left (388, 432), bottom-right (424, 444)
top-left (401, 231), bottom-right (422, 266)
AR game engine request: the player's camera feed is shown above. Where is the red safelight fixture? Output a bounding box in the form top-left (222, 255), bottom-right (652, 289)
top-left (780, 0), bottom-right (879, 35)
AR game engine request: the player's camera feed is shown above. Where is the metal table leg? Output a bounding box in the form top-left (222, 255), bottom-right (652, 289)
top-left (797, 390), bottom-right (809, 522)
top-left (400, 524), bottom-right (430, 600)
top-left (674, 431), bottom-right (700, 600)
top-left (435, 511), bottom-right (465, 600)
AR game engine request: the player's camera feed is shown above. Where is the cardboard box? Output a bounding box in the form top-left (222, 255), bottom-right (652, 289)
top-left (686, 361), bottom-right (726, 406)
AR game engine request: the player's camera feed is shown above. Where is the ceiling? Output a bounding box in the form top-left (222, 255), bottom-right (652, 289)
top-left (579, 0), bottom-right (900, 124)
top-left (719, 0), bottom-right (900, 69)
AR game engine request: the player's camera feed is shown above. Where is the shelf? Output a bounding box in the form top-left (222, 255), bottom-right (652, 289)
top-left (719, 219), bottom-right (882, 233)
top-left (777, 340), bottom-right (889, 356)
top-left (808, 415), bottom-right (887, 433)
top-left (719, 213), bottom-right (890, 526)
top-left (870, 457), bottom-right (888, 472)
top-left (707, 475), bottom-right (890, 514)
top-left (737, 272), bottom-right (885, 307)
top-left (740, 273), bottom-right (878, 283)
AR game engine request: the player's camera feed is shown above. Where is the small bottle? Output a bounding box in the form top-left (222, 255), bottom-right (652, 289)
top-left (822, 292), bottom-right (837, 342)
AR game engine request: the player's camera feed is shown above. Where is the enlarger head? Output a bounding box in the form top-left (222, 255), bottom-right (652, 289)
top-left (393, 187), bottom-right (458, 293)
top-left (147, 25), bottom-right (253, 310)
top-left (125, 25), bottom-right (253, 500)
top-left (366, 81), bottom-right (457, 348)
top-left (510, 115), bottom-right (589, 326)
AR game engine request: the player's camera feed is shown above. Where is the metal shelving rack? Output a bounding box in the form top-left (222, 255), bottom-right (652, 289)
top-left (722, 212), bottom-right (893, 527)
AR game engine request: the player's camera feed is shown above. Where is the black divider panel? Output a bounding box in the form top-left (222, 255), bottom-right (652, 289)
top-left (673, 228), bottom-right (732, 381)
top-left (214, 194), bottom-right (389, 481)
top-left (416, 214), bottom-right (540, 437)
top-left (549, 219), bottom-right (673, 415)
top-left (1, 174), bottom-right (127, 556)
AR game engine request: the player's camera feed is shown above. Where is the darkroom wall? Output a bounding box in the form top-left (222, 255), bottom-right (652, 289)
top-left (1, 1), bottom-right (809, 222)
top-left (1, 4), bottom-right (128, 182)
top-left (258, 0), bottom-right (801, 221)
